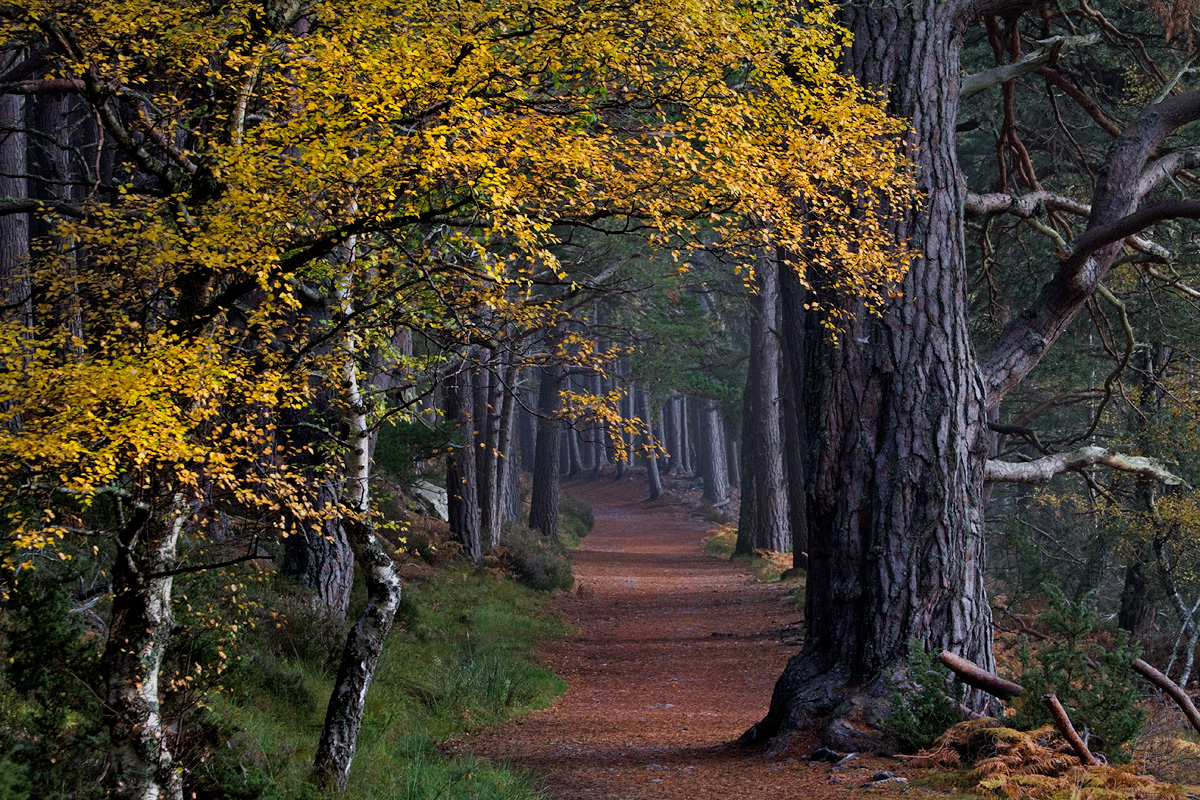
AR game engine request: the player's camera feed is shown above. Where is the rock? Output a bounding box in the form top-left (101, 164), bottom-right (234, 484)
top-left (809, 747), bottom-right (844, 763)
top-left (411, 480), bottom-right (448, 521)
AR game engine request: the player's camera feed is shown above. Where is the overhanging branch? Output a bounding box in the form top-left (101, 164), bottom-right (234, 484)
top-left (961, 34), bottom-right (1100, 98)
top-left (985, 445), bottom-right (1184, 485)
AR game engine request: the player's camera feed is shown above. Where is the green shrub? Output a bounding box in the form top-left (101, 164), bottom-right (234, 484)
top-left (558, 492), bottom-right (594, 545)
top-left (883, 640), bottom-right (963, 753)
top-left (374, 418), bottom-right (457, 485)
top-left (1008, 587), bottom-right (1146, 762)
top-left (0, 579), bottom-right (106, 800)
top-left (496, 524), bottom-right (574, 592)
top-left (201, 567), bottom-right (566, 800)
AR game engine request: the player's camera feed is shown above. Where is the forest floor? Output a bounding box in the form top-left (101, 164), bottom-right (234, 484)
top-left (457, 474), bottom-right (934, 800)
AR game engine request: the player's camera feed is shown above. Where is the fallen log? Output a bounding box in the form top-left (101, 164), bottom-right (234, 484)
top-left (1042, 693), bottom-right (1099, 766)
top-left (1132, 658), bottom-right (1200, 736)
top-left (939, 651), bottom-right (1025, 700)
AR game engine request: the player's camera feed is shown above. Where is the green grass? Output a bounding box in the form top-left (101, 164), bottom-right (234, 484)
top-left (201, 568), bottom-right (569, 800)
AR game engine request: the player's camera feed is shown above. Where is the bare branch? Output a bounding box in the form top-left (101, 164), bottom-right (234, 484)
top-left (979, 89), bottom-right (1200, 407)
top-left (0, 195), bottom-right (85, 218)
top-left (961, 34), bottom-right (1100, 98)
top-left (1057, 199), bottom-right (1200, 264)
top-left (985, 445), bottom-right (1183, 485)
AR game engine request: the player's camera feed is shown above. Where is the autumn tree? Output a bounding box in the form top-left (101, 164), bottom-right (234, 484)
top-left (0, 0), bottom-right (914, 796)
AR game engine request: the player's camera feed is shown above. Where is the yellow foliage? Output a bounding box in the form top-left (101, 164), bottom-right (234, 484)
top-left (0, 0), bottom-right (916, 585)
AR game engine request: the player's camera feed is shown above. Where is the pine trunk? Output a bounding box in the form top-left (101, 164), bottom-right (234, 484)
top-left (529, 366), bottom-right (563, 539)
top-left (744, 253), bottom-right (788, 552)
top-left (495, 363), bottom-right (521, 528)
top-left (779, 253), bottom-right (809, 568)
top-left (697, 399), bottom-right (729, 506)
top-left (641, 390), bottom-right (663, 501)
top-left (281, 479), bottom-right (353, 618)
top-left (0, 90), bottom-right (30, 331)
top-left (679, 396), bottom-right (692, 475)
top-left (745, 0), bottom-right (993, 753)
top-left (445, 367), bottom-right (482, 561)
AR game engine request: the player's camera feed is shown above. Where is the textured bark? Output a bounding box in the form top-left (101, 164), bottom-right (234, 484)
top-left (314, 302), bottom-right (403, 792)
top-left (445, 367), bottom-right (482, 561)
top-left (779, 254), bottom-right (808, 568)
top-left (529, 365), bottom-right (563, 539)
top-left (696, 398), bottom-right (729, 506)
top-left (738, 254), bottom-right (788, 553)
top-left (747, 0), bottom-right (994, 753)
top-left (0, 90), bottom-right (30, 331)
top-left (278, 306), bottom-right (354, 618)
top-left (281, 480), bottom-right (353, 619)
top-left (641, 390), bottom-right (663, 501)
top-left (495, 362), bottom-right (521, 528)
top-left (102, 506), bottom-right (184, 800)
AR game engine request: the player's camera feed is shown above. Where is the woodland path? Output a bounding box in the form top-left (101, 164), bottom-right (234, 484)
top-left (457, 475), bottom-right (914, 800)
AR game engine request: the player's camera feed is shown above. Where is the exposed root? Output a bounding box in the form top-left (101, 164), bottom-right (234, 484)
top-left (740, 649), bottom-right (898, 755)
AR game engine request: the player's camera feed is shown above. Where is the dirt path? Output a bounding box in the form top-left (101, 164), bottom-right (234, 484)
top-left (459, 476), bottom-right (914, 799)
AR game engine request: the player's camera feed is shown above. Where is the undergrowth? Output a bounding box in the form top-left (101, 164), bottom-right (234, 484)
top-left (885, 641), bottom-right (964, 753)
top-left (703, 523), bottom-right (790, 582)
top-left (199, 567), bottom-right (568, 799)
top-left (1006, 588), bottom-right (1145, 763)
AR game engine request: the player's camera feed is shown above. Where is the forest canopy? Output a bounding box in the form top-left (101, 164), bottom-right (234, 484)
top-left (0, 1), bottom-right (916, 797)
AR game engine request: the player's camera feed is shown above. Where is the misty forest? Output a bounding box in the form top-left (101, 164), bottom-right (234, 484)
top-left (3, 0), bottom-right (1200, 798)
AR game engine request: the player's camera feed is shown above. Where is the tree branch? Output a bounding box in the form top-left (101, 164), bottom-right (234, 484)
top-left (961, 34), bottom-right (1100, 99)
top-left (1056, 199), bottom-right (1200, 264)
top-left (979, 89), bottom-right (1200, 407)
top-left (985, 445), bottom-right (1183, 485)
top-left (0, 196), bottom-right (85, 218)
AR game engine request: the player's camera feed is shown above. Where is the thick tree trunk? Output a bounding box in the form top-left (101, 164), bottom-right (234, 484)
top-left (529, 365), bottom-right (563, 539)
top-left (445, 367), bottom-right (482, 561)
top-left (0, 90), bottom-right (31, 332)
top-left (745, 0), bottom-right (994, 753)
top-left (779, 253), bottom-right (809, 568)
top-left (103, 505), bottom-right (184, 800)
top-left (282, 479), bottom-right (353, 618)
